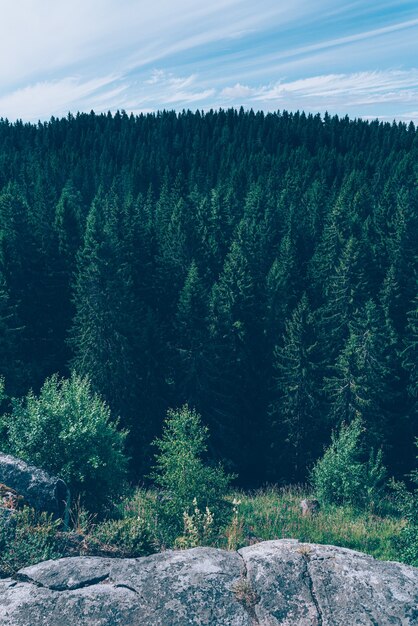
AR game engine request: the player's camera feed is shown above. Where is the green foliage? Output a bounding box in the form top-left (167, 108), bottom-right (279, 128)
top-left (391, 440), bottom-right (418, 566)
top-left (174, 498), bottom-right (216, 549)
top-left (1, 373), bottom-right (128, 512)
top-left (0, 508), bottom-right (64, 577)
top-left (151, 405), bottom-right (233, 544)
top-left (0, 110), bottom-right (416, 484)
top-left (391, 480), bottom-right (418, 566)
top-left (91, 517), bottom-right (154, 557)
top-left (324, 301), bottom-right (388, 442)
top-left (173, 260), bottom-right (211, 410)
top-left (311, 417), bottom-right (387, 508)
top-left (1, 484), bottom-right (408, 577)
top-left (403, 296), bottom-right (418, 400)
top-left (227, 486), bottom-right (403, 562)
top-left (270, 294), bottom-right (320, 481)
top-left (69, 193), bottom-right (138, 419)
top-left (0, 502), bottom-right (153, 577)
top-left (395, 523), bottom-right (418, 567)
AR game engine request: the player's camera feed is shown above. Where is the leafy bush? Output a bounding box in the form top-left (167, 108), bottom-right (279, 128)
top-left (0, 373), bottom-right (128, 512)
top-left (151, 405), bottom-right (233, 544)
top-left (392, 482), bottom-right (418, 566)
top-left (0, 506), bottom-right (153, 577)
top-left (0, 508), bottom-right (64, 577)
top-left (311, 417), bottom-right (386, 508)
top-left (391, 440), bottom-right (418, 566)
top-left (91, 517), bottom-right (154, 557)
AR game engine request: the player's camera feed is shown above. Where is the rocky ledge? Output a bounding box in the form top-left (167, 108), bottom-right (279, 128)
top-left (0, 453), bottom-right (68, 519)
top-left (0, 539), bottom-right (417, 625)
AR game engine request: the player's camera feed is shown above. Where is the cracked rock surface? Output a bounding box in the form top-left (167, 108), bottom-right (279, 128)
top-left (1, 540), bottom-right (417, 625)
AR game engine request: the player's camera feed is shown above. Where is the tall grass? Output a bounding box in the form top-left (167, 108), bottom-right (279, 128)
top-left (223, 486), bottom-right (404, 562)
top-left (0, 485), bottom-right (406, 578)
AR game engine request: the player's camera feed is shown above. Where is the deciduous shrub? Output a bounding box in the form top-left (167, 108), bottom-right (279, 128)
top-left (91, 517), bottom-right (154, 557)
top-left (0, 508), bottom-right (64, 577)
top-left (311, 417), bottom-right (386, 508)
top-left (0, 373), bottom-right (128, 512)
top-left (392, 439), bottom-right (418, 566)
top-left (151, 405), bottom-right (233, 544)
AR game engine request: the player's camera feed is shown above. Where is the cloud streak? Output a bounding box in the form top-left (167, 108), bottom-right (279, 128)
top-left (0, 75), bottom-right (122, 121)
top-left (254, 70), bottom-right (418, 103)
top-left (0, 1), bottom-right (417, 122)
top-left (216, 70), bottom-right (418, 122)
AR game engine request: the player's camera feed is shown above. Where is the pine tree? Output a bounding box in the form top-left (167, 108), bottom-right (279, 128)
top-left (208, 238), bottom-right (265, 480)
top-left (266, 230), bottom-right (299, 341)
top-left (173, 260), bottom-right (211, 411)
top-left (270, 294), bottom-right (320, 481)
top-left (0, 269), bottom-right (23, 393)
top-left (319, 236), bottom-right (367, 365)
top-left (0, 183), bottom-right (42, 389)
top-left (325, 300), bottom-right (388, 448)
top-left (69, 191), bottom-right (137, 425)
top-left (403, 295), bottom-right (418, 401)
top-left (55, 181), bottom-right (84, 266)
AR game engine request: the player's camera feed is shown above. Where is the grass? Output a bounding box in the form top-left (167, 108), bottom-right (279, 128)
top-left (223, 486), bottom-right (404, 562)
top-left (0, 485), bottom-right (407, 578)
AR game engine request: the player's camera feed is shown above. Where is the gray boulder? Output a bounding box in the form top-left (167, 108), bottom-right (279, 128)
top-left (1, 548), bottom-right (251, 626)
top-left (0, 453), bottom-right (68, 519)
top-left (300, 498), bottom-right (320, 516)
top-left (240, 539), bottom-right (418, 625)
top-left (0, 540), bottom-right (417, 625)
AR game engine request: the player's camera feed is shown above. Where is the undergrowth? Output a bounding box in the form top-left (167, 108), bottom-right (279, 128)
top-left (0, 485), bottom-right (408, 578)
top-left (223, 486), bottom-right (404, 562)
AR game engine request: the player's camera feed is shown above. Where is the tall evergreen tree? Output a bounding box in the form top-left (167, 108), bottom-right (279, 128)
top-left (173, 260), bottom-right (211, 412)
top-left (403, 295), bottom-right (418, 402)
top-left (270, 294), bottom-right (321, 482)
top-left (208, 238), bottom-right (267, 480)
top-left (69, 191), bottom-right (138, 427)
top-left (325, 300), bottom-right (388, 448)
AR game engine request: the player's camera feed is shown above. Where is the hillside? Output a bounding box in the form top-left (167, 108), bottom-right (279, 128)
top-left (0, 109), bottom-right (416, 484)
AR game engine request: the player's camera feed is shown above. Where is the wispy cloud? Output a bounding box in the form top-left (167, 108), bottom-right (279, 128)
top-left (218, 70), bottom-right (418, 121)
top-left (254, 70), bottom-right (418, 104)
top-left (0, 1), bottom-right (417, 122)
top-left (130, 70), bottom-right (215, 108)
top-left (0, 76), bottom-right (122, 121)
top-left (221, 84), bottom-right (256, 99)
top-left (275, 17), bottom-right (418, 62)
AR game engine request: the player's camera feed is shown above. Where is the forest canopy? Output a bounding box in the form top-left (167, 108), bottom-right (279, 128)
top-left (0, 108), bottom-right (416, 485)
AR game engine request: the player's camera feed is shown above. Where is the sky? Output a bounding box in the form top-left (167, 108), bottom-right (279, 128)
top-left (0, 0), bottom-right (417, 123)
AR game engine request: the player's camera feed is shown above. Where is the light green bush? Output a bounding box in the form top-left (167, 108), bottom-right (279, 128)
top-left (91, 517), bottom-right (154, 557)
top-left (311, 417), bottom-right (386, 508)
top-left (151, 405), bottom-right (233, 545)
top-left (1, 372), bottom-right (128, 512)
top-left (392, 439), bottom-right (418, 566)
top-left (0, 508), bottom-right (64, 577)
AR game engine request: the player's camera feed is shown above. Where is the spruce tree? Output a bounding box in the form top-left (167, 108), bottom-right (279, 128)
top-left (325, 300), bottom-right (388, 448)
top-left (69, 191), bottom-right (137, 426)
top-left (173, 260), bottom-right (210, 411)
top-left (270, 294), bottom-right (320, 481)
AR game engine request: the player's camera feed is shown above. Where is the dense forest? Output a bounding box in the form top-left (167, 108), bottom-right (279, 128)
top-left (0, 108), bottom-right (416, 486)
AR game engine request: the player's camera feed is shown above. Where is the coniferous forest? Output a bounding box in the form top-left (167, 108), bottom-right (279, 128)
top-left (0, 109), bottom-right (416, 487)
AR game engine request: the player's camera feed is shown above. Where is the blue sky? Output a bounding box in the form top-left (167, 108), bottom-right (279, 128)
top-left (0, 0), bottom-right (417, 123)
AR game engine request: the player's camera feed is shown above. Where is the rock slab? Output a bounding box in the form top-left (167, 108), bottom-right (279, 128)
top-left (0, 540), bottom-right (417, 625)
top-left (0, 453), bottom-right (68, 519)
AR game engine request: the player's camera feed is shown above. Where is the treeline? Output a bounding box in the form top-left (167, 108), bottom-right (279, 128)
top-left (0, 109), bottom-right (416, 485)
